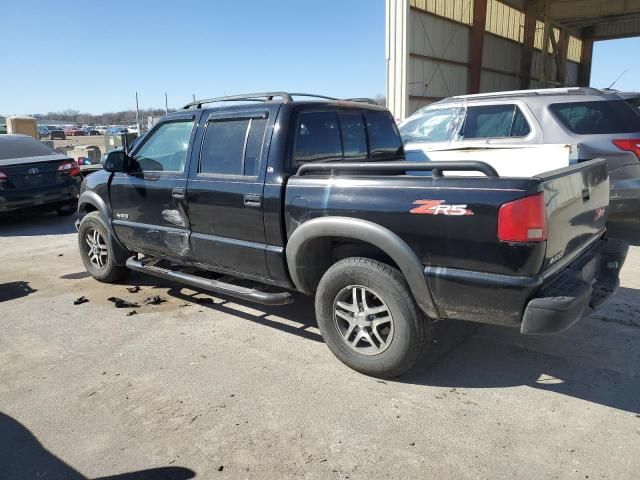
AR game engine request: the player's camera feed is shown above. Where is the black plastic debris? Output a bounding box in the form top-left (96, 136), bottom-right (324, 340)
top-left (74, 296), bottom-right (89, 305)
top-left (107, 297), bottom-right (140, 308)
top-left (144, 295), bottom-right (166, 305)
top-left (126, 310), bottom-right (138, 316)
top-left (126, 286), bottom-right (141, 293)
top-left (195, 297), bottom-right (215, 305)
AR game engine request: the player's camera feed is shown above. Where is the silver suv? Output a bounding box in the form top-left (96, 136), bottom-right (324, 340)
top-left (399, 87), bottom-right (640, 221)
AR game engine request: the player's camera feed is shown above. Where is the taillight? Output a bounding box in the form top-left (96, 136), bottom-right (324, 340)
top-left (0, 171), bottom-right (7, 181)
top-left (498, 192), bottom-right (547, 243)
top-left (612, 139), bottom-right (640, 160)
top-left (57, 160), bottom-right (80, 176)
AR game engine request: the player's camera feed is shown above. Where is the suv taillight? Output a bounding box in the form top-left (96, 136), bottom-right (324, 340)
top-left (57, 160), bottom-right (80, 176)
top-left (498, 192), bottom-right (547, 243)
top-left (612, 139), bottom-right (640, 160)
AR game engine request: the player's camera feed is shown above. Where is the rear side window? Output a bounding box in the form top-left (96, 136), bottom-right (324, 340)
top-left (461, 104), bottom-right (531, 139)
top-left (293, 111), bottom-right (342, 164)
top-left (365, 110), bottom-right (403, 160)
top-left (549, 100), bottom-right (640, 134)
top-left (200, 117), bottom-right (267, 176)
top-left (399, 107), bottom-right (460, 143)
top-left (0, 137), bottom-right (58, 160)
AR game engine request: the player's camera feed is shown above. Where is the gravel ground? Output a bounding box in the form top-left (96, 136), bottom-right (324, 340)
top-left (1, 215), bottom-right (639, 480)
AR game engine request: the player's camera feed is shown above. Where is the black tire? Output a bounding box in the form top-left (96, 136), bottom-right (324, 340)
top-left (78, 211), bottom-right (128, 283)
top-left (315, 257), bottom-right (433, 378)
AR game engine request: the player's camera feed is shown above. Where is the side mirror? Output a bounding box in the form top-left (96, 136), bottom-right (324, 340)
top-left (103, 150), bottom-right (129, 173)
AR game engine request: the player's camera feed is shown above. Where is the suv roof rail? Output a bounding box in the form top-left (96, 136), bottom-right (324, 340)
top-left (183, 92), bottom-right (381, 109)
top-left (450, 87), bottom-right (605, 101)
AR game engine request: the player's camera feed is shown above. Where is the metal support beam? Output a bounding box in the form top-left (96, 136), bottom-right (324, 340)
top-left (468, 0), bottom-right (487, 94)
top-left (557, 29), bottom-right (569, 85)
top-left (578, 28), bottom-right (594, 87)
top-left (520, 2), bottom-right (538, 89)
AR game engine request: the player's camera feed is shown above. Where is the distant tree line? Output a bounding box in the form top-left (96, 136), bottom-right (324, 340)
top-left (1, 108), bottom-right (176, 125)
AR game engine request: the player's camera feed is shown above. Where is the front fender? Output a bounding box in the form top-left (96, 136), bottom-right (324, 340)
top-left (78, 190), bottom-right (129, 266)
top-left (286, 216), bottom-right (438, 319)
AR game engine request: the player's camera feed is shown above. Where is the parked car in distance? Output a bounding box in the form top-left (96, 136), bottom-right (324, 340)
top-left (0, 124), bottom-right (7, 134)
top-left (64, 126), bottom-right (86, 136)
top-left (38, 125), bottom-right (66, 140)
top-left (0, 135), bottom-right (81, 216)
top-left (76, 91), bottom-right (627, 378)
top-left (95, 126), bottom-right (109, 135)
top-left (398, 87), bottom-right (640, 222)
top-left (84, 127), bottom-right (100, 136)
top-left (126, 125), bottom-right (139, 134)
top-left (106, 126), bottom-right (127, 135)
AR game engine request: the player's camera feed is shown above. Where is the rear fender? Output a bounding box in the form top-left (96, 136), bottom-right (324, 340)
top-left (286, 217), bottom-right (439, 318)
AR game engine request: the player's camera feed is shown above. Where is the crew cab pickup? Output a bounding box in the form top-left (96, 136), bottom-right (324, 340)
top-left (76, 92), bottom-right (628, 377)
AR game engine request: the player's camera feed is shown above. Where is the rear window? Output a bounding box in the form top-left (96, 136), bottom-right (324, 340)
top-left (293, 111), bottom-right (342, 164)
top-left (461, 104), bottom-right (531, 139)
top-left (549, 100), bottom-right (640, 134)
top-left (0, 137), bottom-right (58, 161)
top-left (365, 110), bottom-right (403, 160)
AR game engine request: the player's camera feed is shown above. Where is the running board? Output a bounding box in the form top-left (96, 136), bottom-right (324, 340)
top-left (125, 257), bottom-right (295, 306)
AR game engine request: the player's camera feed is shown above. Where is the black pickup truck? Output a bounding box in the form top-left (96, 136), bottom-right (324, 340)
top-left (76, 92), bottom-right (628, 377)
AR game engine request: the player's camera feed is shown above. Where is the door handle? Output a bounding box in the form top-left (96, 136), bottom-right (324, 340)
top-left (172, 187), bottom-right (185, 199)
top-left (244, 193), bottom-right (262, 207)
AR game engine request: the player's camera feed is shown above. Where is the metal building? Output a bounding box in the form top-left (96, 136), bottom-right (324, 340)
top-left (386, 0), bottom-right (640, 119)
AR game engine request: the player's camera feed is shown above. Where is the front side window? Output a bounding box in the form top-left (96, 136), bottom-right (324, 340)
top-left (399, 107), bottom-right (460, 144)
top-left (549, 100), bottom-right (640, 134)
top-left (461, 104), bottom-right (531, 139)
top-left (132, 120), bottom-right (193, 172)
top-left (200, 117), bottom-right (267, 176)
top-left (293, 111), bottom-right (342, 164)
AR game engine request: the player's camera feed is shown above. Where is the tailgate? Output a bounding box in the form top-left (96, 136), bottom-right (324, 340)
top-left (539, 159), bottom-right (609, 274)
top-left (0, 157), bottom-right (70, 189)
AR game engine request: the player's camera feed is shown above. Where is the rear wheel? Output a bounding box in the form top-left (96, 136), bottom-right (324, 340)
top-left (315, 257), bottom-right (432, 378)
top-left (78, 212), bottom-right (128, 283)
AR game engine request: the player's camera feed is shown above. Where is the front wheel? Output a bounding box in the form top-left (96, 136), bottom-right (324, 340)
top-left (78, 212), bottom-right (128, 283)
top-left (315, 257), bottom-right (433, 378)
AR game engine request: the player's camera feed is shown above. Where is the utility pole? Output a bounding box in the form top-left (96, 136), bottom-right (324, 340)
top-left (135, 92), bottom-right (141, 134)
top-left (165, 92), bottom-right (168, 115)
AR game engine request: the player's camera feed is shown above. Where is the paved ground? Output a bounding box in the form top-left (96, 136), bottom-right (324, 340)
top-left (1, 215), bottom-right (639, 480)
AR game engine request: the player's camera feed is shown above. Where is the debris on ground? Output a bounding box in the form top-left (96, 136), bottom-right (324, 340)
top-left (126, 286), bottom-right (141, 293)
top-left (217, 466), bottom-right (224, 472)
top-left (107, 297), bottom-right (140, 309)
top-left (126, 310), bottom-right (138, 317)
top-left (73, 296), bottom-right (89, 305)
top-left (144, 295), bottom-right (166, 305)
top-left (57, 253), bottom-right (64, 257)
top-left (195, 297), bottom-right (215, 305)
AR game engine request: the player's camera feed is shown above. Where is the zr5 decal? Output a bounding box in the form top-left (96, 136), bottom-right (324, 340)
top-left (410, 200), bottom-right (473, 216)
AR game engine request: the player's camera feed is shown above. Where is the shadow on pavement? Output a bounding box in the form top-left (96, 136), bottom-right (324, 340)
top-left (0, 281), bottom-right (37, 302)
top-left (0, 412), bottom-right (195, 480)
top-left (0, 212), bottom-right (76, 237)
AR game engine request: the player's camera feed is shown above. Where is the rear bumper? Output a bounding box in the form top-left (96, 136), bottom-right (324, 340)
top-left (609, 177), bottom-right (640, 220)
top-left (0, 184), bottom-right (79, 214)
top-left (521, 238), bottom-right (627, 334)
top-left (424, 237), bottom-right (628, 334)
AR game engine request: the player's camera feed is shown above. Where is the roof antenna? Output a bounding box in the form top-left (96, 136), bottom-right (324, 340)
top-left (608, 70), bottom-right (627, 90)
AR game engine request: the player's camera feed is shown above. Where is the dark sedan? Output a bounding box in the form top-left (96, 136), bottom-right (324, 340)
top-left (0, 135), bottom-right (81, 216)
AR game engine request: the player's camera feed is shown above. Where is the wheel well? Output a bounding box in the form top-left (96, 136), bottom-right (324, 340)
top-left (295, 237), bottom-right (400, 293)
top-left (78, 202), bottom-right (98, 221)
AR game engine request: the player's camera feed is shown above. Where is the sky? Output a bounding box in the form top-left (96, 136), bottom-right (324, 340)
top-left (1, 1), bottom-right (638, 116)
top-left (0, 0), bottom-right (386, 115)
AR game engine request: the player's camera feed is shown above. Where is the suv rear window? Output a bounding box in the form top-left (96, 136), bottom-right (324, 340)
top-left (0, 137), bottom-right (58, 160)
top-left (549, 100), bottom-right (640, 134)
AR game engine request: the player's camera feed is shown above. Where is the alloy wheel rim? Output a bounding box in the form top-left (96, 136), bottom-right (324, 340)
top-left (333, 285), bottom-right (394, 355)
top-left (85, 228), bottom-right (108, 269)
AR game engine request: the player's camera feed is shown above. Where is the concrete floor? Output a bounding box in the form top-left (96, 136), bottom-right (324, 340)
top-left (1, 214), bottom-right (639, 479)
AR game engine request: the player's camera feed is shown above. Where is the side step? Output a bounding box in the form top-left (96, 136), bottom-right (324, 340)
top-left (125, 257), bottom-right (295, 306)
